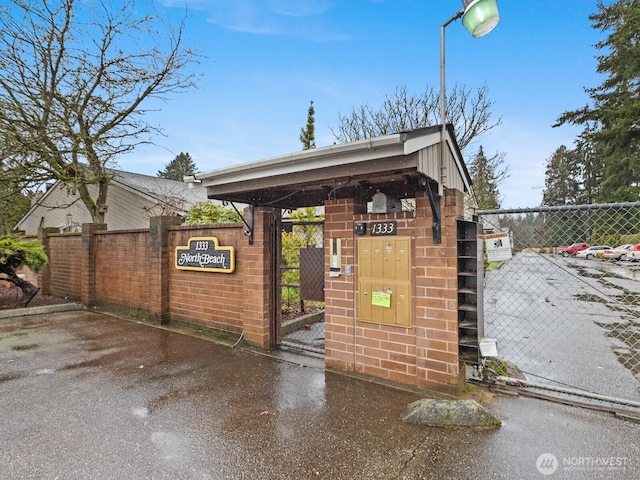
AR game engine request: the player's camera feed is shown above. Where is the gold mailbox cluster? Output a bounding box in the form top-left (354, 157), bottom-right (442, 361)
top-left (357, 237), bottom-right (411, 327)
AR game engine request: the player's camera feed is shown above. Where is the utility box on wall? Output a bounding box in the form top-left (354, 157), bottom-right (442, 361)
top-left (371, 191), bottom-right (402, 214)
top-left (357, 237), bottom-right (412, 327)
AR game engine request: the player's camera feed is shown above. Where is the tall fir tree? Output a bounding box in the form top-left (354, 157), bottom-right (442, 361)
top-left (300, 101), bottom-right (316, 150)
top-left (157, 152), bottom-right (197, 181)
top-left (555, 0), bottom-right (640, 202)
top-left (541, 146), bottom-right (581, 206)
top-left (468, 146), bottom-right (509, 210)
top-left (574, 127), bottom-right (605, 204)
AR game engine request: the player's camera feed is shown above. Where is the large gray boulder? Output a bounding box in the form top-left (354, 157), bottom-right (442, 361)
top-left (401, 399), bottom-right (501, 429)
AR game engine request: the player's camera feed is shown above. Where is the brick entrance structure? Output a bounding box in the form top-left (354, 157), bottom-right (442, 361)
top-left (34, 127), bottom-right (478, 396)
top-left (323, 190), bottom-right (465, 395)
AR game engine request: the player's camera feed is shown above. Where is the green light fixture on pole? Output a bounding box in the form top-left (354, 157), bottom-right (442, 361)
top-left (461, 0), bottom-right (500, 38)
top-left (439, 0), bottom-right (500, 199)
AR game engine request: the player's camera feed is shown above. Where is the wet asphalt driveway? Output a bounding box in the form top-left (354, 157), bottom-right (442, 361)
top-left (1, 310), bottom-right (639, 479)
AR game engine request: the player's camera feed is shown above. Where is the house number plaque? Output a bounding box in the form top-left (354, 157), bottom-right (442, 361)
top-left (370, 221), bottom-right (397, 236)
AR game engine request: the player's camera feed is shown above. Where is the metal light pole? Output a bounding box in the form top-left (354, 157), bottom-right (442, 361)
top-left (438, 0), bottom-right (500, 195)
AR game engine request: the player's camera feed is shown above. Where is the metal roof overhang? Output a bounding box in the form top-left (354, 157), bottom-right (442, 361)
top-left (193, 126), bottom-right (458, 209)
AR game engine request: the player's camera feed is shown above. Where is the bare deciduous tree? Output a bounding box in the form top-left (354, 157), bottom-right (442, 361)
top-left (331, 84), bottom-right (500, 153)
top-left (141, 181), bottom-right (190, 218)
top-left (0, 0), bottom-right (199, 222)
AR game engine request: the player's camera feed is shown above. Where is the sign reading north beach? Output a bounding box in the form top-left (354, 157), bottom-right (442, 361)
top-left (175, 237), bottom-right (235, 273)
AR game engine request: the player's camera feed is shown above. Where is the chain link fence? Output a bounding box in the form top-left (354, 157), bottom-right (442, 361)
top-left (478, 203), bottom-right (640, 410)
top-left (278, 220), bottom-right (325, 354)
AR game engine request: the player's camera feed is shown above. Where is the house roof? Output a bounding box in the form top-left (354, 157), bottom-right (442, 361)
top-left (14, 168), bottom-right (209, 233)
top-left (108, 169), bottom-right (207, 208)
top-left (190, 125), bottom-right (471, 209)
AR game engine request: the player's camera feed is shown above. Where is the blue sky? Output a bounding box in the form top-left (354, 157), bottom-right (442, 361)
top-left (121, 0), bottom-right (606, 208)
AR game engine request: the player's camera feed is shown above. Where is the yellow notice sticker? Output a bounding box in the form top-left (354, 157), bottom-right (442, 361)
top-left (372, 291), bottom-right (391, 308)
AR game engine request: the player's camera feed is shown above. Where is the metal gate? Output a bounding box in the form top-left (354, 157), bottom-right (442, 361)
top-left (275, 219), bottom-right (325, 354)
top-left (478, 203), bottom-right (640, 413)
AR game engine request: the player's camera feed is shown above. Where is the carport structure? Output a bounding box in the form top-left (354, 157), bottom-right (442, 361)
top-left (190, 125), bottom-right (480, 395)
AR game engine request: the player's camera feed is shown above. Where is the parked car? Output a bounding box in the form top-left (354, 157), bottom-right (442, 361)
top-left (575, 245), bottom-right (613, 259)
top-left (558, 242), bottom-right (589, 257)
top-left (623, 244), bottom-right (640, 261)
top-left (604, 244), bottom-right (636, 260)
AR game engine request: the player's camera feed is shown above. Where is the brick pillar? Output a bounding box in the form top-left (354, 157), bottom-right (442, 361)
top-left (37, 227), bottom-right (59, 295)
top-left (149, 216), bottom-right (183, 324)
top-left (80, 223), bottom-right (107, 306)
top-left (414, 188), bottom-right (465, 396)
top-left (324, 198), bottom-right (367, 372)
top-left (241, 207), bottom-right (278, 348)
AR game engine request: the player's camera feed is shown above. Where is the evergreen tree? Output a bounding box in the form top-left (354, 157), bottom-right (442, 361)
top-left (157, 152), bottom-right (197, 181)
top-left (468, 146), bottom-right (509, 210)
top-left (0, 165), bottom-right (31, 235)
top-left (300, 101), bottom-right (316, 150)
top-left (574, 127), bottom-right (605, 204)
top-left (541, 146), bottom-right (581, 206)
top-left (555, 0), bottom-right (640, 202)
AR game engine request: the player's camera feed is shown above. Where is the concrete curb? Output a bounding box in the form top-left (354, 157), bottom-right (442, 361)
top-left (281, 310), bottom-right (324, 335)
top-left (0, 303), bottom-right (84, 320)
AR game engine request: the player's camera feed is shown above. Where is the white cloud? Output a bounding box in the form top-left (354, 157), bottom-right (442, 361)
top-left (269, 0), bottom-right (333, 17)
top-left (161, 0), bottom-right (347, 40)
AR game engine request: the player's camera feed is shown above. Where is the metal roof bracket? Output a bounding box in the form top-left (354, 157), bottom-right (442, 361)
top-left (224, 201), bottom-right (254, 245)
top-left (421, 176), bottom-right (442, 244)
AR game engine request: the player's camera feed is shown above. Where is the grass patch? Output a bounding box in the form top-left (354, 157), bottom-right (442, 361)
top-left (484, 357), bottom-right (509, 376)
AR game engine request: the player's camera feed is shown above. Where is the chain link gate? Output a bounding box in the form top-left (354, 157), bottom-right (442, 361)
top-left (277, 219), bottom-right (325, 354)
top-left (477, 202), bottom-right (640, 413)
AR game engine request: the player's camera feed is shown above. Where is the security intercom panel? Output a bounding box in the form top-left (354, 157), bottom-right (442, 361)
top-left (357, 237), bottom-right (412, 327)
top-left (329, 237), bottom-right (342, 277)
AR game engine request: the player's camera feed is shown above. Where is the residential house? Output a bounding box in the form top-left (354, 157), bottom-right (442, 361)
top-left (14, 169), bottom-right (209, 235)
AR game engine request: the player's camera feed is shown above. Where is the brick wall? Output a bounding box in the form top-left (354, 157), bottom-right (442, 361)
top-left (168, 225), bottom-right (245, 334)
top-left (46, 234), bottom-right (83, 301)
top-left (38, 210), bottom-right (275, 350)
top-left (415, 189), bottom-right (465, 394)
top-left (324, 189), bottom-right (465, 396)
top-left (323, 198), bottom-right (364, 372)
top-left (95, 229), bottom-right (151, 310)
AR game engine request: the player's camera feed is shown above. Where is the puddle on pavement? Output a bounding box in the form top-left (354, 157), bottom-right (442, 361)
top-left (0, 373), bottom-right (26, 384)
top-left (572, 264), bottom-right (640, 379)
top-left (0, 331), bottom-right (53, 354)
top-left (601, 264), bottom-right (640, 281)
top-left (573, 293), bottom-right (608, 304)
top-left (11, 343), bottom-right (40, 351)
top-left (61, 356), bottom-right (115, 371)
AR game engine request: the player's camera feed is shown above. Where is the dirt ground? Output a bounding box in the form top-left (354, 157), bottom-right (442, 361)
top-left (0, 283), bottom-right (71, 310)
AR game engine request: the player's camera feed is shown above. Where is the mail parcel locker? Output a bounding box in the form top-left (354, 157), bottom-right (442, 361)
top-left (357, 237), bottom-right (412, 327)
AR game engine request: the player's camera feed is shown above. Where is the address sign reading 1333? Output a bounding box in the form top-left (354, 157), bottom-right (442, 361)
top-left (175, 237), bottom-right (235, 273)
top-left (370, 221), bottom-right (397, 236)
